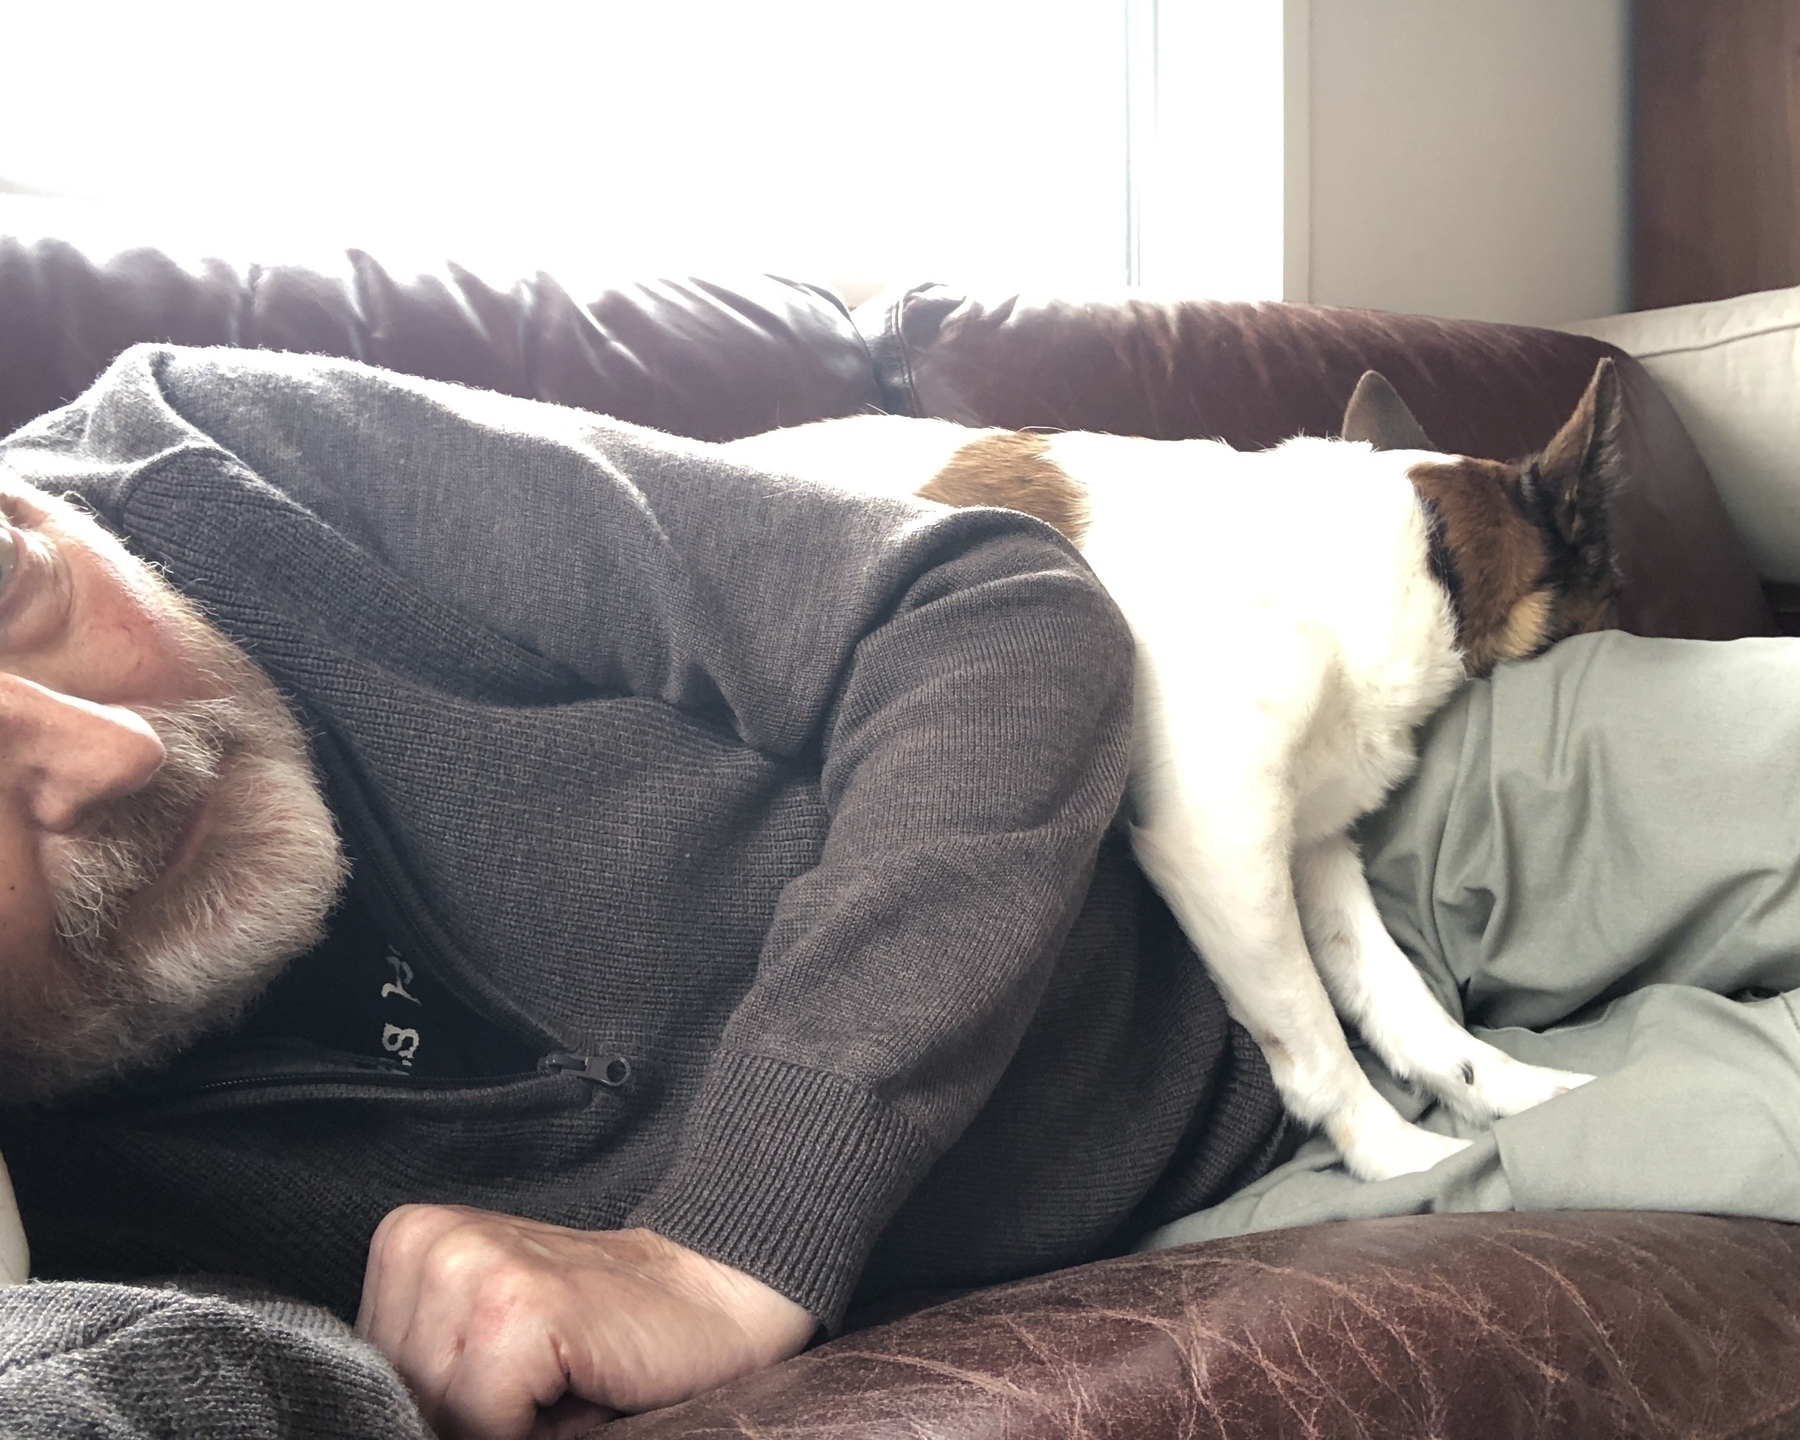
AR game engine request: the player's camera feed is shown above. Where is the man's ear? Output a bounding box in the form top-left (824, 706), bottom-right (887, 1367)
top-left (1533, 357), bottom-right (1621, 546)
top-left (1339, 371), bottom-right (1440, 452)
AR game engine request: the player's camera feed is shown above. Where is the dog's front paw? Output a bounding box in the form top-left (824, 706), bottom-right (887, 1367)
top-left (1332, 1107), bottom-right (1473, 1182)
top-left (1461, 1052), bottom-right (1593, 1120)
top-left (1385, 1031), bottom-right (1594, 1124)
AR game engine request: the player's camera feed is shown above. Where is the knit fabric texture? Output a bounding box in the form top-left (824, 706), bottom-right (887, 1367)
top-left (0, 1279), bottom-right (427, 1438)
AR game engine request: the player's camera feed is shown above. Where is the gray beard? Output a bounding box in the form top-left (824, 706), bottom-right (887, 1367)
top-left (0, 608), bottom-right (347, 1103)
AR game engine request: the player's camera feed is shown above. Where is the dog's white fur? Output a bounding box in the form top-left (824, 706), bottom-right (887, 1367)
top-left (727, 415), bottom-right (1594, 1180)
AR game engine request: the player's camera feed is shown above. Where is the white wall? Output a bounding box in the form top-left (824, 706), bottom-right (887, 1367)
top-left (1298, 0), bottom-right (1630, 325)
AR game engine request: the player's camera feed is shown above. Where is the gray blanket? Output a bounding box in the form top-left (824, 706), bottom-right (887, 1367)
top-left (1147, 630), bottom-right (1800, 1247)
top-left (0, 1280), bottom-right (426, 1438)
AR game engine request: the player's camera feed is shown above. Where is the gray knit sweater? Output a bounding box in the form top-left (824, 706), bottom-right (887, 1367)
top-left (0, 346), bottom-right (1283, 1343)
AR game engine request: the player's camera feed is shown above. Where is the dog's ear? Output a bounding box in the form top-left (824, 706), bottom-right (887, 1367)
top-left (1340, 371), bottom-right (1439, 452)
top-left (1532, 357), bottom-right (1622, 549)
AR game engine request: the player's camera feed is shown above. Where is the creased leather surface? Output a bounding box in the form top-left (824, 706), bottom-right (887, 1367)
top-left (0, 233), bottom-right (878, 442)
top-left (859, 285), bottom-right (1775, 642)
top-left (613, 1212), bottom-right (1800, 1439)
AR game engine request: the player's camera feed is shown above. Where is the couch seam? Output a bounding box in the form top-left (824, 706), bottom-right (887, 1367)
top-left (1620, 319), bottom-right (1800, 361)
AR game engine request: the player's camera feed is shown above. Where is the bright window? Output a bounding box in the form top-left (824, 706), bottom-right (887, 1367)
top-left (1, 0), bottom-right (1291, 301)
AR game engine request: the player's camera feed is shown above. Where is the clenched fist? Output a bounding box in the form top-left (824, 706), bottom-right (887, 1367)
top-left (355, 1205), bottom-right (817, 1439)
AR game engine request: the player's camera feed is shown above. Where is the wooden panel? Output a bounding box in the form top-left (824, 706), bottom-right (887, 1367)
top-left (1765, 581), bottom-right (1800, 635)
top-left (1633, 0), bottom-right (1800, 309)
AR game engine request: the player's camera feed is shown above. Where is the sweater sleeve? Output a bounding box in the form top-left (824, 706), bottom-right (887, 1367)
top-left (5, 344), bottom-right (1137, 1327)
top-left (624, 514), bottom-right (1135, 1325)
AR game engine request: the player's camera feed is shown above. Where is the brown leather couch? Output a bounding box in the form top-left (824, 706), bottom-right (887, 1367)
top-left (1, 217), bottom-right (1795, 1439)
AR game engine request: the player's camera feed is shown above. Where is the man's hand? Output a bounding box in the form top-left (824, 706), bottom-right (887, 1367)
top-left (355, 1205), bottom-right (818, 1440)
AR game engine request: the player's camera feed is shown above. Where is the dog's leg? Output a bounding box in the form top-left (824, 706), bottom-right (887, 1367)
top-left (1131, 797), bottom-right (1473, 1182)
top-left (1293, 835), bottom-right (1593, 1122)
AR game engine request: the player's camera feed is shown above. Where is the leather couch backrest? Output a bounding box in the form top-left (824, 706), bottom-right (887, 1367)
top-left (0, 229), bottom-right (878, 443)
top-left (0, 216), bottom-right (1772, 643)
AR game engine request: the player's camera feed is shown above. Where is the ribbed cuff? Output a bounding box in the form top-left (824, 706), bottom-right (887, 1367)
top-left (626, 1050), bottom-right (935, 1329)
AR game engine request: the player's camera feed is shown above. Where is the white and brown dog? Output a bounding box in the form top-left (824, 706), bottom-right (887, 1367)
top-left (726, 364), bottom-right (1620, 1181)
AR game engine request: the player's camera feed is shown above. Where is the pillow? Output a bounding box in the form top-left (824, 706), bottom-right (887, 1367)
top-left (1559, 288), bottom-right (1800, 583)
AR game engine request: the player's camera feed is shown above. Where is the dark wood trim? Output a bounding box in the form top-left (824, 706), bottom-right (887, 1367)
top-left (1763, 581), bottom-right (1800, 635)
top-left (1633, 0), bottom-right (1800, 309)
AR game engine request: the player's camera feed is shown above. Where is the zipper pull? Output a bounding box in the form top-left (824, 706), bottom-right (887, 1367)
top-left (540, 1051), bottom-right (633, 1087)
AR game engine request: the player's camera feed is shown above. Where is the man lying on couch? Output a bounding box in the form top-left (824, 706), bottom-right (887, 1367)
top-left (0, 343), bottom-right (1290, 1436)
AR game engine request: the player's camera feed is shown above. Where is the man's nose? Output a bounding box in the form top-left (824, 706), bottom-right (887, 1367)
top-left (0, 677), bottom-right (166, 833)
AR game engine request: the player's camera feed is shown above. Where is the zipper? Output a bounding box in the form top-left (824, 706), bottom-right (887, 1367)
top-left (152, 1050), bottom-right (624, 1103)
top-left (87, 1047), bottom-right (633, 1115)
top-left (165, 1066), bottom-right (534, 1100)
top-left (541, 1052), bottom-right (633, 1087)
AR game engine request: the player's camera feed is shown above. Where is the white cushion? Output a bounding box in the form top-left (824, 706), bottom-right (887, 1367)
top-left (1559, 288), bottom-right (1800, 582)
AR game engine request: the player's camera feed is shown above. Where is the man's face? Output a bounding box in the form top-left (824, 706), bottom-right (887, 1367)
top-left (0, 478), bottom-right (346, 1101)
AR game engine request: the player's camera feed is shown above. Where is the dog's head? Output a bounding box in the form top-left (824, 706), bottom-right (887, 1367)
top-left (1342, 363), bottom-right (1622, 678)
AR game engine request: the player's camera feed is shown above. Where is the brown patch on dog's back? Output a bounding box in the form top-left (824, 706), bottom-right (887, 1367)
top-left (919, 431), bottom-right (1090, 545)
